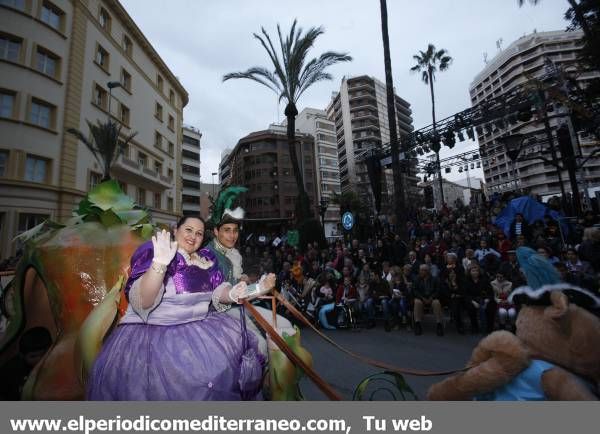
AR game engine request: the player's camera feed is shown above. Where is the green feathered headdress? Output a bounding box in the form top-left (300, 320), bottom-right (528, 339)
top-left (210, 186), bottom-right (248, 228)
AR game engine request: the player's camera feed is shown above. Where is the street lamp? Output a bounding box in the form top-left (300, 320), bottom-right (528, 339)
top-left (498, 134), bottom-right (525, 193)
top-left (107, 81), bottom-right (122, 121)
top-left (318, 197), bottom-right (328, 238)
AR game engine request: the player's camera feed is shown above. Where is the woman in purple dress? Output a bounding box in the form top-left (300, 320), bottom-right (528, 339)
top-left (87, 216), bottom-right (272, 400)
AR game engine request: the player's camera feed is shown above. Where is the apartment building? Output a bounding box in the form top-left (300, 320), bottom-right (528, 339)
top-left (0, 0), bottom-right (188, 259)
top-left (219, 124), bottom-right (318, 223)
top-left (295, 108), bottom-right (341, 237)
top-left (326, 75), bottom-right (416, 215)
top-left (181, 125), bottom-right (202, 218)
top-left (469, 30), bottom-right (600, 198)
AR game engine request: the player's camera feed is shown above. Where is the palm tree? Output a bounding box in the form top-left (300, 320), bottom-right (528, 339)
top-left (410, 44), bottom-right (452, 208)
top-left (517, 0), bottom-right (593, 39)
top-left (379, 0), bottom-right (407, 240)
top-left (223, 20), bottom-right (351, 221)
top-left (68, 120), bottom-right (137, 182)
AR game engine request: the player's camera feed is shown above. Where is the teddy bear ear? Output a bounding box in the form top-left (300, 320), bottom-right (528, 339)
top-left (544, 291), bottom-right (569, 320)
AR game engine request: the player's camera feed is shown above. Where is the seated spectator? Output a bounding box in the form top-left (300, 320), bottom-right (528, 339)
top-left (491, 270), bottom-right (515, 332)
top-left (316, 277), bottom-right (336, 330)
top-left (536, 246), bottom-right (559, 265)
top-left (423, 254), bottom-right (440, 279)
top-left (365, 271), bottom-right (393, 331)
top-left (474, 239), bottom-right (501, 263)
top-left (579, 227), bottom-right (600, 272)
top-left (462, 248), bottom-right (475, 272)
top-left (565, 247), bottom-right (595, 290)
top-left (390, 267), bottom-right (411, 328)
top-left (407, 250), bottom-right (421, 280)
top-left (503, 250), bottom-right (526, 288)
top-left (443, 254), bottom-right (467, 334)
top-left (413, 264), bottom-right (444, 336)
top-left (335, 276), bottom-right (358, 327)
top-left (464, 263), bottom-right (497, 334)
top-left (381, 261), bottom-right (393, 284)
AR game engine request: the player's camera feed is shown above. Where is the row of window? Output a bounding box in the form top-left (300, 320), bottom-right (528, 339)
top-left (0, 33), bottom-right (62, 80)
top-left (0, 149), bottom-right (49, 182)
top-left (0, 89), bottom-right (56, 130)
top-left (97, 6), bottom-right (177, 107)
top-left (1, 0), bottom-right (65, 32)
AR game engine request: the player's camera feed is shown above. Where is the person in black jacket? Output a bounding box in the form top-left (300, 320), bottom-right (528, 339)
top-left (412, 264), bottom-right (444, 336)
top-left (464, 263), bottom-right (497, 334)
top-left (442, 253), bottom-right (467, 334)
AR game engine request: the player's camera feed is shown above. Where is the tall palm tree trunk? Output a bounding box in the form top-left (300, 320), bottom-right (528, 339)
top-left (429, 69), bottom-right (444, 207)
top-left (285, 102), bottom-right (310, 222)
top-left (379, 0), bottom-right (407, 239)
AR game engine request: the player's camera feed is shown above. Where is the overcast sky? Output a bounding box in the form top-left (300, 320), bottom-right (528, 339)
top-left (121, 0), bottom-right (569, 183)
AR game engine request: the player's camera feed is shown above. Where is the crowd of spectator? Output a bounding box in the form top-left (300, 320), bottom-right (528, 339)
top-left (242, 196), bottom-right (600, 337)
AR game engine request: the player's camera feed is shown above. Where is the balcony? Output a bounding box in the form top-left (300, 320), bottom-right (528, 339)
top-left (112, 155), bottom-right (173, 190)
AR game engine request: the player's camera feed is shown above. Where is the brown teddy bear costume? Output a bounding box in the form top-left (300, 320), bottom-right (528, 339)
top-left (428, 247), bottom-right (600, 400)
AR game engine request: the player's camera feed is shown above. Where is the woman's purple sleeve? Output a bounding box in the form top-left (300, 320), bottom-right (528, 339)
top-left (124, 241), bottom-right (158, 299)
top-left (200, 248), bottom-right (225, 290)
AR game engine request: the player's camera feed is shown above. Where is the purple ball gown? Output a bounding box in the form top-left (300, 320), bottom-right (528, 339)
top-left (87, 242), bottom-right (265, 400)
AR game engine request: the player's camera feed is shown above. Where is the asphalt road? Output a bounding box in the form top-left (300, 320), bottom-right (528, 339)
top-left (298, 318), bottom-right (482, 401)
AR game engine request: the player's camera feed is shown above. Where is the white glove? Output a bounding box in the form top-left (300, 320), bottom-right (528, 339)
top-left (151, 229), bottom-right (178, 265)
top-left (228, 281), bottom-right (247, 304)
top-left (239, 273), bottom-right (277, 301)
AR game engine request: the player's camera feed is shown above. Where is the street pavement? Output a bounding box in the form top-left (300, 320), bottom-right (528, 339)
top-left (298, 319), bottom-right (482, 401)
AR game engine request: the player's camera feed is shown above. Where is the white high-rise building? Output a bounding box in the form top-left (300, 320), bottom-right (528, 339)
top-left (181, 125), bottom-right (201, 218)
top-left (469, 30), bottom-right (600, 198)
top-left (326, 75), bottom-right (415, 216)
top-left (296, 108), bottom-right (341, 237)
top-left (0, 0), bottom-right (188, 260)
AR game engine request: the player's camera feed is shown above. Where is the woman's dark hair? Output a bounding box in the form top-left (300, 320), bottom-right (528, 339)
top-left (176, 216), bottom-right (206, 229)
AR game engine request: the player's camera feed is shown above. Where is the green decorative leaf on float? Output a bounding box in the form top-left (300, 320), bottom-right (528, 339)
top-left (87, 180), bottom-right (135, 212)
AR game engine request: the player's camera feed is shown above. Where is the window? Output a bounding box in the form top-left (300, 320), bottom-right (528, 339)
top-left (89, 171), bottom-right (101, 190)
top-left (168, 114), bottom-right (174, 130)
top-left (122, 35), bottom-right (132, 56)
top-left (154, 161), bottom-right (162, 175)
top-left (119, 103), bottom-right (130, 125)
top-left (0, 150), bottom-right (7, 176)
top-left (95, 44), bottom-right (109, 70)
top-left (154, 132), bottom-right (162, 148)
top-left (155, 102), bottom-right (163, 121)
top-left (136, 187), bottom-right (146, 206)
top-left (30, 99), bottom-right (53, 129)
top-left (137, 152), bottom-right (147, 168)
top-left (99, 8), bottom-right (111, 31)
top-left (153, 192), bottom-right (161, 209)
top-left (169, 89), bottom-right (175, 105)
top-left (36, 47), bottom-right (58, 77)
top-left (167, 197), bottom-right (173, 212)
top-left (157, 74), bottom-right (164, 92)
top-left (0, 91), bottom-right (15, 118)
top-left (168, 141), bottom-right (174, 155)
top-left (18, 213), bottom-right (48, 235)
top-left (40, 2), bottom-right (63, 31)
top-left (120, 68), bottom-right (131, 91)
top-left (168, 168), bottom-right (173, 179)
top-left (0, 0), bottom-right (25, 11)
top-left (0, 35), bottom-right (21, 62)
top-left (93, 84), bottom-right (107, 109)
top-left (25, 155), bottom-right (47, 182)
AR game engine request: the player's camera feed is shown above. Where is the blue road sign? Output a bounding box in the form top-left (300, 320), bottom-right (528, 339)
top-left (342, 212), bottom-right (354, 231)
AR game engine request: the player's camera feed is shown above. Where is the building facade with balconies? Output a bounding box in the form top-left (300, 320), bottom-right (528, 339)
top-left (326, 75), bottom-right (416, 215)
top-left (295, 108), bottom-right (341, 237)
top-left (219, 124), bottom-right (318, 224)
top-left (181, 125), bottom-right (201, 218)
top-left (0, 0), bottom-right (188, 259)
top-left (469, 30), bottom-right (600, 198)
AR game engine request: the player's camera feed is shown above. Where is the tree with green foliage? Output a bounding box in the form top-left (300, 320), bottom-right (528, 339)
top-left (410, 44), bottom-right (452, 208)
top-left (223, 20), bottom-right (351, 222)
top-left (68, 120), bottom-right (137, 182)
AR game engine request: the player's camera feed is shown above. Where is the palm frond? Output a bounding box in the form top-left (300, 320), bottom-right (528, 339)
top-left (223, 68), bottom-right (282, 94)
top-left (296, 51), bottom-right (351, 101)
